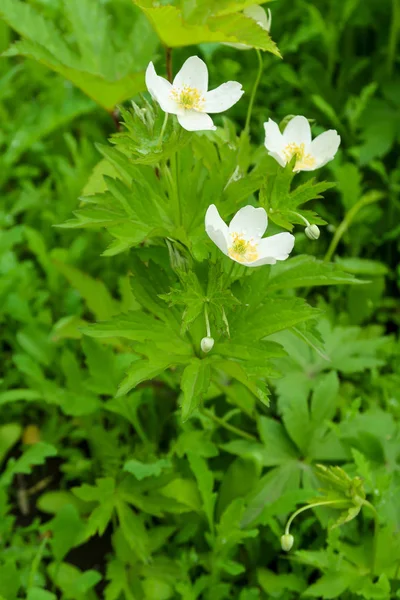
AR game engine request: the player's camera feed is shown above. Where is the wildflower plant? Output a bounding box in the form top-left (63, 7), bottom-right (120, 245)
top-left (1, 0), bottom-right (395, 597)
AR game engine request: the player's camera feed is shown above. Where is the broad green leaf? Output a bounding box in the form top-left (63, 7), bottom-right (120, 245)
top-left (181, 359), bottom-right (211, 421)
top-left (0, 560), bottom-right (20, 600)
top-left (27, 589), bottom-right (57, 600)
top-left (1, 0), bottom-right (158, 109)
top-left (134, 0), bottom-right (279, 54)
top-left (49, 504), bottom-right (85, 563)
top-left (267, 256), bottom-right (362, 291)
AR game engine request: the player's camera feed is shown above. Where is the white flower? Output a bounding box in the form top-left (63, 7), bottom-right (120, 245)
top-left (225, 5), bottom-right (272, 50)
top-left (145, 56), bottom-right (244, 132)
top-left (264, 115), bottom-right (341, 172)
top-left (205, 204), bottom-right (295, 267)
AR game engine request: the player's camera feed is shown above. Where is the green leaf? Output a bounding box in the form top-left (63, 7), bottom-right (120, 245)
top-left (27, 589), bottom-right (57, 600)
top-left (311, 372), bottom-right (339, 426)
top-left (257, 417), bottom-right (299, 466)
top-left (0, 560), bottom-right (20, 600)
top-left (267, 255), bottom-right (362, 291)
top-left (1, 0), bottom-right (158, 109)
top-left (258, 568), bottom-right (306, 596)
top-left (134, 0), bottom-right (280, 54)
top-left (48, 562), bottom-right (102, 599)
top-left (231, 298), bottom-right (320, 342)
top-left (1, 442), bottom-right (57, 487)
top-left (123, 458), bottom-right (172, 480)
top-left (188, 453), bottom-right (216, 532)
top-left (54, 260), bottom-right (119, 321)
top-left (303, 571), bottom-right (353, 599)
top-left (49, 504), bottom-right (85, 563)
top-left (116, 501), bottom-right (150, 563)
top-left (181, 359), bottom-right (211, 421)
top-left (0, 424), bottom-right (21, 464)
top-left (72, 478), bottom-right (115, 537)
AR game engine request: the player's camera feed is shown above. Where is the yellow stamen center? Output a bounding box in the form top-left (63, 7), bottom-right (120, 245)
top-left (171, 85), bottom-right (205, 111)
top-left (228, 233), bottom-right (259, 263)
top-left (283, 142), bottom-right (316, 170)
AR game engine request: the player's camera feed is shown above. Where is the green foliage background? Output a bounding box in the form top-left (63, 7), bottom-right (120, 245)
top-left (0, 0), bottom-right (399, 599)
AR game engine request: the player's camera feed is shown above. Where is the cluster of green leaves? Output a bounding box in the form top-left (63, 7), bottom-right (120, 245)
top-left (0, 0), bottom-right (399, 599)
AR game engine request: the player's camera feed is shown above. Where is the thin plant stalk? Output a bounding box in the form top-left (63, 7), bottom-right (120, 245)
top-left (245, 49), bottom-right (264, 134)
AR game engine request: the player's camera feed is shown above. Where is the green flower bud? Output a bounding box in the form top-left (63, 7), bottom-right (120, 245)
top-left (305, 224), bottom-right (320, 240)
top-left (201, 337), bottom-right (214, 353)
top-left (281, 533), bottom-right (294, 552)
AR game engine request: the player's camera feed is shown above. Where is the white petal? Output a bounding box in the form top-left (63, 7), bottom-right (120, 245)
top-left (264, 119), bottom-right (285, 154)
top-left (310, 130), bottom-right (341, 168)
top-left (268, 150), bottom-right (287, 167)
top-left (205, 204), bottom-right (229, 255)
top-left (243, 5), bottom-right (270, 31)
top-left (145, 62), bottom-right (179, 114)
top-left (204, 82), bottom-right (244, 113)
top-left (283, 116), bottom-right (312, 146)
top-left (251, 232), bottom-right (295, 266)
top-left (173, 56), bottom-right (208, 92)
top-left (229, 205), bottom-right (267, 241)
top-left (177, 110), bottom-right (216, 131)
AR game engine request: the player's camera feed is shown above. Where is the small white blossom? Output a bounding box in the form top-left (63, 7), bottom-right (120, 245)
top-left (264, 115), bottom-right (340, 172)
top-left (145, 56), bottom-right (244, 132)
top-left (201, 336), bottom-right (214, 353)
top-left (281, 534), bottom-right (294, 552)
top-left (305, 224), bottom-right (320, 240)
top-left (205, 204), bottom-right (294, 267)
top-left (225, 5), bottom-right (272, 50)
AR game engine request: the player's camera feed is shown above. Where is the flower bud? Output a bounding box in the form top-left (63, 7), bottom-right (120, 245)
top-left (201, 337), bottom-right (214, 353)
top-left (305, 224), bottom-right (320, 240)
top-left (280, 533), bottom-right (294, 552)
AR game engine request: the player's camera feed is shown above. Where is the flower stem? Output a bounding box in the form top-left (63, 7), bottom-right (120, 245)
top-left (158, 112), bottom-right (169, 146)
top-left (284, 499), bottom-right (350, 536)
top-left (204, 304), bottom-right (211, 337)
top-left (362, 499), bottom-right (379, 575)
top-left (202, 407), bottom-right (257, 441)
top-left (245, 49), bottom-right (263, 134)
top-left (165, 46), bottom-right (173, 82)
top-left (28, 536), bottom-right (48, 591)
top-left (170, 151), bottom-right (181, 226)
top-left (324, 193), bottom-right (381, 262)
top-left (286, 210), bottom-right (311, 227)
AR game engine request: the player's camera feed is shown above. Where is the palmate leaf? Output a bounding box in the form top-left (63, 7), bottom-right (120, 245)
top-left (260, 160), bottom-right (335, 231)
top-left (134, 0), bottom-right (280, 54)
top-left (1, 0), bottom-right (158, 109)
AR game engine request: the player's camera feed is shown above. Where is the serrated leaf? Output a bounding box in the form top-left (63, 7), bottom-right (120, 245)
top-left (123, 458), bottom-right (171, 480)
top-left (231, 298), bottom-right (321, 342)
top-left (267, 255), bottom-right (362, 291)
